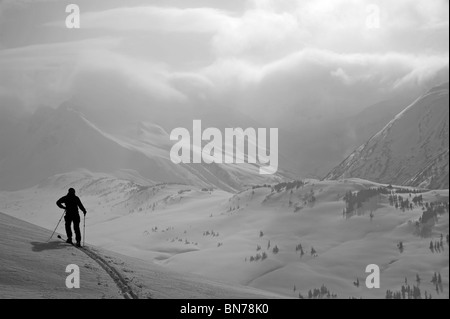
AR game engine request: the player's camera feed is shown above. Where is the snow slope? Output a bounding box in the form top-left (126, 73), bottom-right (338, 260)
top-left (2, 172), bottom-right (448, 299)
top-left (0, 105), bottom-right (285, 192)
top-left (326, 83), bottom-right (449, 189)
top-left (0, 212), bottom-right (283, 299)
top-left (0, 212), bottom-right (123, 299)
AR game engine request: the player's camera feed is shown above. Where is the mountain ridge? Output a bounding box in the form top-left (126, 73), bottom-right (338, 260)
top-left (325, 83), bottom-right (449, 189)
top-left (0, 105), bottom-right (286, 192)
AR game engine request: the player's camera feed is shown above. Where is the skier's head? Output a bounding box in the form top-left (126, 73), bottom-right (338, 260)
top-left (68, 188), bottom-right (76, 196)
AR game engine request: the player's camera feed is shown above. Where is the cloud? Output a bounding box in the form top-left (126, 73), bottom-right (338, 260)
top-left (0, 0), bottom-right (57, 16)
top-left (209, 0), bottom-right (449, 61)
top-left (40, 1), bottom-right (448, 64)
top-left (204, 49), bottom-right (449, 89)
top-left (40, 1), bottom-right (444, 60)
top-left (199, 48), bottom-right (449, 127)
top-left (331, 68), bottom-right (355, 85)
top-left (0, 38), bottom-right (115, 107)
top-left (211, 8), bottom-right (308, 61)
top-left (77, 50), bottom-right (186, 101)
top-left (46, 6), bottom-right (238, 33)
top-left (0, 37), bottom-right (185, 109)
top-left (2, 0), bottom-right (448, 121)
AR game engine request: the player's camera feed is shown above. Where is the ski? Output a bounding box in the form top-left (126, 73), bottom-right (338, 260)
top-left (57, 235), bottom-right (84, 248)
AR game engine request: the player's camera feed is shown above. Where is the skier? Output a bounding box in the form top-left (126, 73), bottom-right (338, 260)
top-left (56, 188), bottom-right (87, 247)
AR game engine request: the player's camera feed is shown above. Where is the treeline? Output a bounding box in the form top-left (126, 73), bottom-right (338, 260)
top-left (386, 272), bottom-right (444, 299)
top-left (389, 194), bottom-right (424, 211)
top-left (429, 234), bottom-right (449, 253)
top-left (392, 187), bottom-right (426, 194)
top-left (343, 187), bottom-right (387, 215)
top-left (251, 184), bottom-right (272, 190)
top-left (420, 202), bottom-right (449, 224)
top-left (302, 285), bottom-right (337, 299)
top-left (385, 285), bottom-right (423, 299)
top-left (271, 180), bottom-right (305, 193)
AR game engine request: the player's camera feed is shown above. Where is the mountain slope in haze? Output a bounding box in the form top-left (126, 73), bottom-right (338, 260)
top-left (278, 96), bottom-right (415, 179)
top-left (326, 83), bottom-right (449, 189)
top-left (0, 105), bottom-right (285, 192)
top-left (0, 98), bottom-right (27, 162)
top-left (346, 98), bottom-right (415, 147)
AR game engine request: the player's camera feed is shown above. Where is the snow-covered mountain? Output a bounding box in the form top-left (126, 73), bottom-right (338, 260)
top-left (0, 105), bottom-right (286, 192)
top-left (326, 83), bottom-right (449, 190)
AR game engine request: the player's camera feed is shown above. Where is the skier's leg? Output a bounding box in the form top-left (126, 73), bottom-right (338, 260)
top-left (64, 215), bottom-right (73, 243)
top-left (73, 214), bottom-right (81, 244)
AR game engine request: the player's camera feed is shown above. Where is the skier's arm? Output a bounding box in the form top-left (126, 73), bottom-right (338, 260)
top-left (56, 197), bottom-right (66, 209)
top-left (77, 197), bottom-right (87, 215)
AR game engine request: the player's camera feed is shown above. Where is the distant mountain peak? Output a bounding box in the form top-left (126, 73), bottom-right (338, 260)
top-left (326, 83), bottom-right (449, 190)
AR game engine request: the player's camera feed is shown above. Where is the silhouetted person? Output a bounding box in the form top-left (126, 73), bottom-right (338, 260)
top-left (56, 188), bottom-right (87, 247)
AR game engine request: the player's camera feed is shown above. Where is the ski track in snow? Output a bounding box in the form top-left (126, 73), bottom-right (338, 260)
top-left (73, 244), bottom-right (139, 299)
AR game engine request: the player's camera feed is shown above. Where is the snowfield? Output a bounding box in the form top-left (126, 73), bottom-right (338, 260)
top-left (0, 212), bottom-right (284, 299)
top-left (1, 171), bottom-right (448, 299)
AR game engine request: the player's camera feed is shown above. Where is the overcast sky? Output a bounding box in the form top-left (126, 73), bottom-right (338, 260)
top-left (0, 0), bottom-right (448, 127)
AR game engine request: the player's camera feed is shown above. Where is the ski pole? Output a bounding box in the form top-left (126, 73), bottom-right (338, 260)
top-left (48, 210), bottom-right (65, 242)
top-left (83, 213), bottom-right (86, 247)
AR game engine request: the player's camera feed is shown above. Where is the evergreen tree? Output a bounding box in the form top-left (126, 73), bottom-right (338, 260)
top-left (398, 241), bottom-right (404, 253)
top-left (385, 290), bottom-right (393, 299)
top-left (431, 273), bottom-right (437, 284)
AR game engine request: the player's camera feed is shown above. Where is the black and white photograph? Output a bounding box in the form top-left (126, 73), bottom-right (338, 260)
top-left (0, 0), bottom-right (448, 305)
